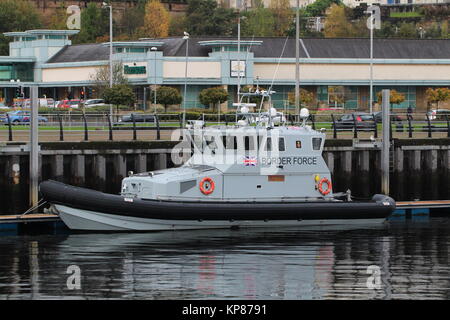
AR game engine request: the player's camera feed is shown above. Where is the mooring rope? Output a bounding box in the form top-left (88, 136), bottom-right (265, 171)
top-left (20, 199), bottom-right (47, 217)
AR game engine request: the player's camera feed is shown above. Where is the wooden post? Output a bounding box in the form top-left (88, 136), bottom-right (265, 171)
top-left (29, 86), bottom-right (39, 208)
top-left (381, 89), bottom-right (390, 196)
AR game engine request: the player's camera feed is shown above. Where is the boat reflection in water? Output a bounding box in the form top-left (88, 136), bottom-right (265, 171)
top-left (1, 218), bottom-right (450, 300)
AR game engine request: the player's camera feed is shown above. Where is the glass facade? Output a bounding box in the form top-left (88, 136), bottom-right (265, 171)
top-left (317, 85), bottom-right (358, 109)
top-left (0, 64), bottom-right (34, 82)
top-left (374, 86), bottom-right (416, 109)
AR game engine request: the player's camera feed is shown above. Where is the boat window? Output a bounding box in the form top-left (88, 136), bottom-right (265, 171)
top-left (296, 140), bottom-right (302, 148)
top-left (225, 135), bottom-right (236, 149)
top-left (264, 137), bottom-right (272, 151)
top-left (279, 138), bottom-right (285, 151)
top-left (244, 136), bottom-right (256, 151)
top-left (312, 137), bottom-right (322, 150)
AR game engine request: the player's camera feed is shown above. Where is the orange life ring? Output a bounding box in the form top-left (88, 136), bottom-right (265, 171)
top-left (199, 177), bottom-right (215, 195)
top-left (318, 178), bottom-right (332, 196)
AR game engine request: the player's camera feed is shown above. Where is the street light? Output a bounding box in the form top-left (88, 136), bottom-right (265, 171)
top-left (151, 46), bottom-right (158, 113)
top-left (102, 2), bottom-right (113, 120)
top-left (182, 32), bottom-right (189, 127)
top-left (365, 6), bottom-right (380, 114)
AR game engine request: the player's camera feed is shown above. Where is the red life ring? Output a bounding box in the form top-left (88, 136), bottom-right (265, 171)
top-left (318, 178), bottom-right (332, 196)
top-left (199, 177), bottom-right (215, 195)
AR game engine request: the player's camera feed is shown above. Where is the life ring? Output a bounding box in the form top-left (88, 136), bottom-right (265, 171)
top-left (199, 177), bottom-right (215, 195)
top-left (318, 178), bottom-right (332, 196)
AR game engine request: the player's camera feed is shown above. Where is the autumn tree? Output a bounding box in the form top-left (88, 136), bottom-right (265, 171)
top-left (324, 3), bottom-right (356, 38)
top-left (376, 89), bottom-right (406, 109)
top-left (0, 0), bottom-right (42, 55)
top-left (199, 87), bottom-right (228, 111)
top-left (139, 0), bottom-right (170, 38)
top-left (288, 89), bottom-right (315, 107)
top-left (270, 0), bottom-right (294, 37)
top-left (426, 87), bottom-right (450, 109)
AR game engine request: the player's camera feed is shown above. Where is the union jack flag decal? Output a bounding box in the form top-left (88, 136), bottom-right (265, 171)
top-left (243, 156), bottom-right (257, 166)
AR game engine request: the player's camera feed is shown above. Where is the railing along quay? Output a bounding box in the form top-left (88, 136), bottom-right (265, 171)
top-left (1, 112), bottom-right (449, 142)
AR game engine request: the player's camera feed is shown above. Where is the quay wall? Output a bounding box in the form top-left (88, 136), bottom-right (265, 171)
top-left (0, 139), bottom-right (449, 214)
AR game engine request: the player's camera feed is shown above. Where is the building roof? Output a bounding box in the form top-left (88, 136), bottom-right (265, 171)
top-left (46, 37), bottom-right (450, 63)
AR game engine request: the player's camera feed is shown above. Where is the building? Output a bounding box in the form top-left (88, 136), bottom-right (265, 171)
top-left (1, 29), bottom-right (450, 111)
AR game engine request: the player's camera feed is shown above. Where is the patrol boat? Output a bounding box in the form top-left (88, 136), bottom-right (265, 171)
top-left (39, 90), bottom-right (395, 231)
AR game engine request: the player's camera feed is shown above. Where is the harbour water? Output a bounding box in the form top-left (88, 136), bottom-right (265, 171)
top-left (0, 216), bottom-right (449, 300)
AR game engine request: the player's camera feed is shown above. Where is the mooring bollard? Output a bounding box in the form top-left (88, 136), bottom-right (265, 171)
top-left (6, 113), bottom-right (12, 141)
top-left (57, 112), bottom-right (64, 141)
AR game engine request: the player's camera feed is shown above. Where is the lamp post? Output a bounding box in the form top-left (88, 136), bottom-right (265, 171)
top-left (182, 32), bottom-right (189, 127)
top-left (295, 0), bottom-right (300, 119)
top-left (102, 2), bottom-right (113, 120)
top-left (151, 47), bottom-right (158, 113)
top-left (365, 5), bottom-right (380, 114)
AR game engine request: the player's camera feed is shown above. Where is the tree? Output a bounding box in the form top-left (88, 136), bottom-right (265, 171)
top-left (73, 3), bottom-right (109, 44)
top-left (303, 0), bottom-right (342, 17)
top-left (199, 87), bottom-right (228, 111)
top-left (185, 0), bottom-right (236, 36)
top-left (426, 87), bottom-right (450, 109)
top-left (376, 89), bottom-right (406, 109)
top-left (102, 84), bottom-right (136, 113)
top-left (138, 0), bottom-right (170, 38)
top-left (0, 0), bottom-right (42, 55)
top-left (90, 61), bottom-right (129, 98)
top-left (288, 89), bottom-right (314, 107)
top-left (241, 1), bottom-right (275, 37)
top-left (269, 0), bottom-right (294, 37)
top-left (120, 0), bottom-right (146, 40)
top-left (396, 22), bottom-right (417, 38)
top-left (151, 86), bottom-right (182, 112)
top-left (323, 4), bottom-right (355, 38)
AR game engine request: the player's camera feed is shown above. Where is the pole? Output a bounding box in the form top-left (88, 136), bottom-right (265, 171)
top-left (237, 15), bottom-right (241, 102)
top-left (30, 86), bottom-right (39, 208)
top-left (369, 12), bottom-right (373, 114)
top-left (143, 87), bottom-right (146, 111)
top-left (154, 51), bottom-right (157, 112)
top-left (182, 37), bottom-right (188, 127)
top-left (295, 0), bottom-right (300, 117)
top-left (109, 5), bottom-right (113, 122)
top-left (381, 89), bottom-right (390, 196)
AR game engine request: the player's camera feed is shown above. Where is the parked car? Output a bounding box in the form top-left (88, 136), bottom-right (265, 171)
top-left (84, 99), bottom-right (106, 108)
top-left (117, 113), bottom-right (155, 123)
top-left (427, 109), bottom-right (450, 121)
top-left (58, 99), bottom-right (81, 108)
top-left (332, 112), bottom-right (376, 131)
top-left (0, 110), bottom-right (48, 124)
top-left (372, 111), bottom-right (403, 123)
